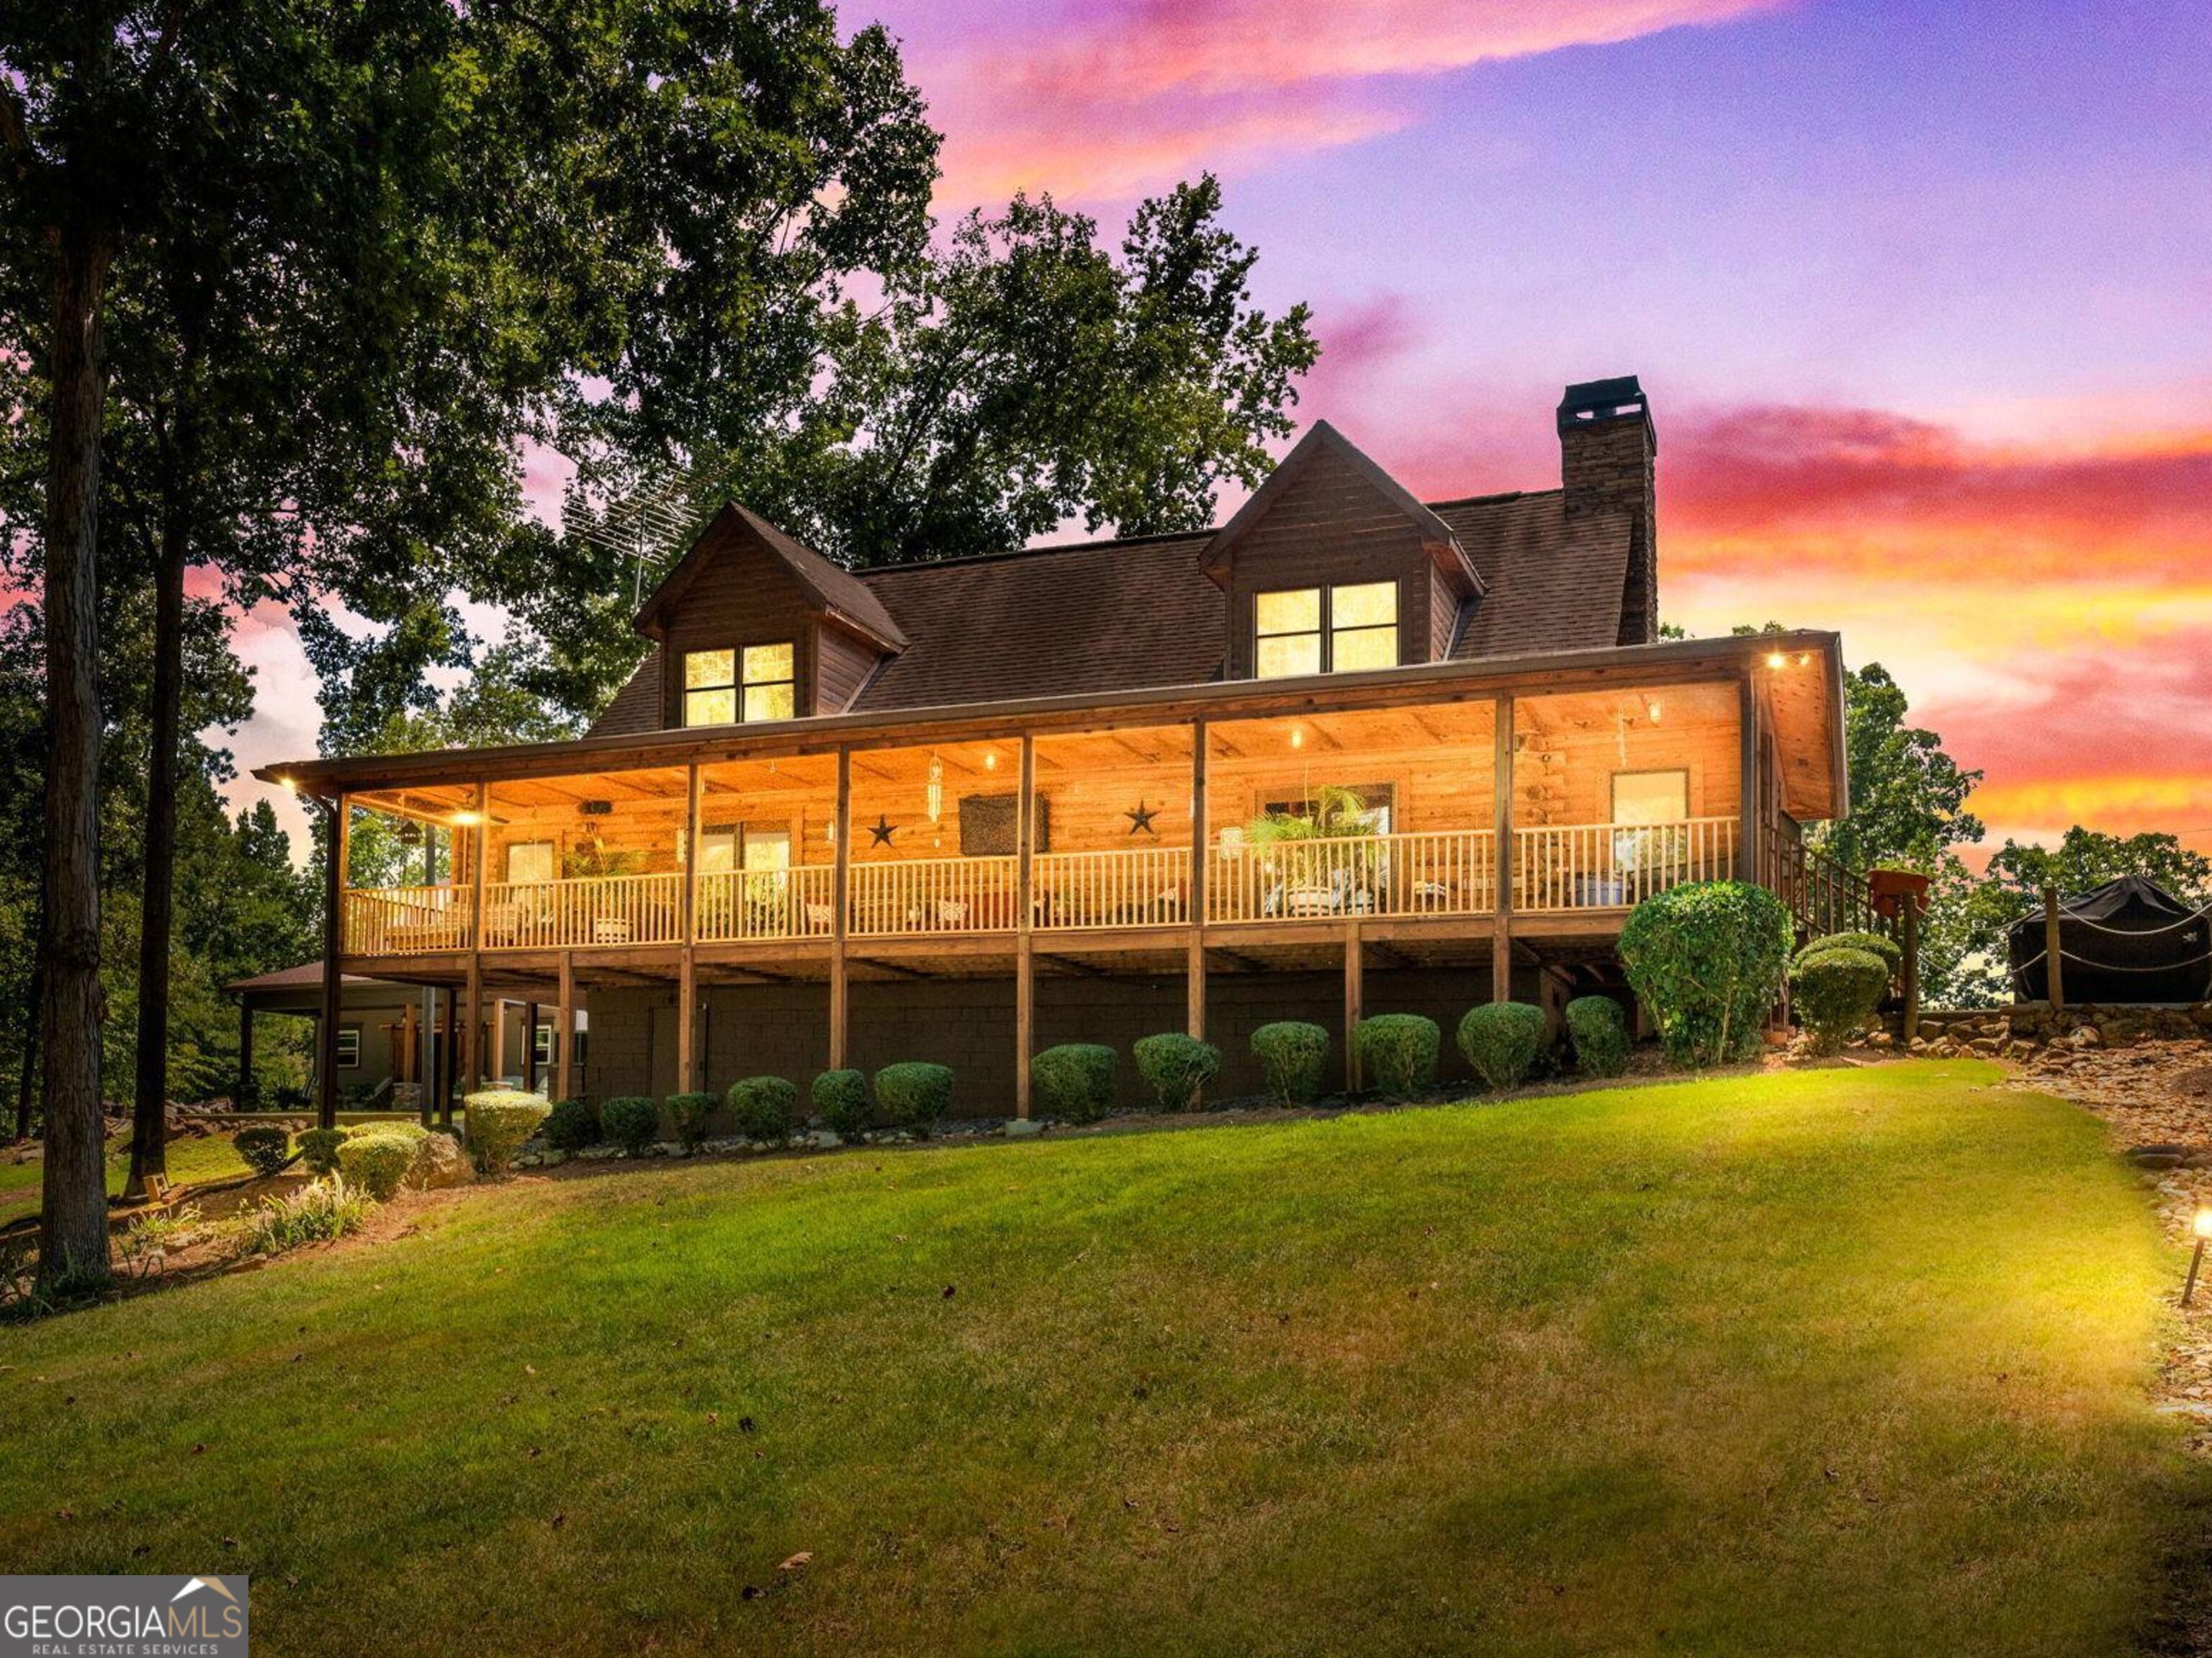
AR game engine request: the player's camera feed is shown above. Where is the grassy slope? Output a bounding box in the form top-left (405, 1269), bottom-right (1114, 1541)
top-left (0, 1133), bottom-right (251, 1219)
top-left (0, 1063), bottom-right (2190, 1657)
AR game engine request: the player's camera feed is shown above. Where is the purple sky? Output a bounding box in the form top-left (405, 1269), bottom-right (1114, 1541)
top-left (234, 0), bottom-right (2212, 856)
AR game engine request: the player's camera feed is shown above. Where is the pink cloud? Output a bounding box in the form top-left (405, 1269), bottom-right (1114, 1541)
top-left (904, 0), bottom-right (1790, 207)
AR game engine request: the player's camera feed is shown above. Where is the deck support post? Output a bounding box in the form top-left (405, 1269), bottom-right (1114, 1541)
top-left (237, 998), bottom-right (256, 1108)
top-left (830, 747), bottom-right (851, 1073)
top-left (490, 997), bottom-right (508, 1085)
top-left (1899, 895), bottom-right (1922, 1043)
top-left (676, 952), bottom-right (697, 1095)
top-left (523, 1000), bottom-right (539, 1093)
top-left (1015, 735), bottom-right (1036, 1119)
top-left (557, 952), bottom-right (577, 1103)
top-left (2044, 885), bottom-right (2065, 1011)
top-left (1342, 925), bottom-right (1364, 1093)
top-left (1188, 718), bottom-right (1208, 1040)
top-left (1491, 695), bottom-right (1514, 1002)
top-left (400, 998), bottom-right (418, 1092)
top-left (315, 793), bottom-right (349, 1132)
top-left (462, 781), bottom-right (487, 1098)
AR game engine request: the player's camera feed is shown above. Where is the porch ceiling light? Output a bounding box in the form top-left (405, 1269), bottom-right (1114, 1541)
top-left (452, 810), bottom-right (484, 827)
top-left (1290, 726), bottom-right (1305, 750)
top-left (1645, 699), bottom-right (1663, 723)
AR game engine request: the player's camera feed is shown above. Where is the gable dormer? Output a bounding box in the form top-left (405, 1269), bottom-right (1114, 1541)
top-left (631, 504), bottom-right (907, 730)
top-left (1200, 422), bottom-right (1483, 680)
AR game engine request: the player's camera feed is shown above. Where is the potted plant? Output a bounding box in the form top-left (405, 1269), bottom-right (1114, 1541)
top-left (1245, 786), bottom-right (1384, 916)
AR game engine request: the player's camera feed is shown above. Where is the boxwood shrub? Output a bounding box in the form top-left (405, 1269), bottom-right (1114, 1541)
top-left (665, 1090), bottom-right (720, 1152)
top-left (1251, 1021), bottom-right (1330, 1106)
top-left (542, 1098), bottom-right (598, 1152)
top-left (336, 1129), bottom-right (418, 1199)
top-left (1354, 1014), bottom-right (1440, 1098)
top-left (600, 1095), bottom-right (661, 1154)
top-left (875, 1062), bottom-right (954, 1138)
top-left (232, 1124), bottom-right (292, 1177)
top-left (464, 1090), bottom-right (550, 1174)
top-left (1797, 928), bottom-right (1902, 976)
top-left (1564, 995), bottom-right (1631, 1078)
top-left (1458, 1003), bottom-right (1549, 1090)
top-left (811, 1070), bottom-right (873, 1139)
top-left (1132, 1034), bottom-right (1220, 1113)
top-left (1031, 1044), bottom-right (1118, 1123)
top-left (1792, 946), bottom-right (1893, 1054)
top-left (295, 1126), bottom-right (348, 1177)
top-left (727, 1076), bottom-right (800, 1144)
top-left (1618, 880), bottom-right (1792, 1068)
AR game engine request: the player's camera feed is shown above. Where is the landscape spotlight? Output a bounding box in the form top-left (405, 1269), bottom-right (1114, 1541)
top-left (2185, 1206), bottom-right (2212, 1307)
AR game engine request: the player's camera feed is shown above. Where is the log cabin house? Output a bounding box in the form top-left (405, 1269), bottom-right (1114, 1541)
top-left (263, 377), bottom-right (1866, 1119)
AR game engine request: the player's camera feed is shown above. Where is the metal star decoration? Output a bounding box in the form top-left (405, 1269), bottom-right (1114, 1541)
top-left (1124, 800), bottom-right (1159, 835)
top-left (868, 814), bottom-right (899, 847)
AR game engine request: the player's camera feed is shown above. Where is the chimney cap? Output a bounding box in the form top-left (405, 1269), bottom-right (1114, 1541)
top-left (1557, 375), bottom-right (1655, 449)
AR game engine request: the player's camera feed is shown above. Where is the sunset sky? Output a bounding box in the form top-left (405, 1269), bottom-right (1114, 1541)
top-left (233, 0), bottom-right (2212, 858)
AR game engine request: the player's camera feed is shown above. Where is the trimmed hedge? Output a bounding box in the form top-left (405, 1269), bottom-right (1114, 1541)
top-left (876, 1062), bottom-right (954, 1137)
top-left (1618, 880), bottom-right (1792, 1068)
top-left (233, 1124), bottom-right (292, 1177)
top-left (1355, 1014), bottom-right (1440, 1098)
top-left (542, 1098), bottom-right (598, 1152)
top-left (1797, 928), bottom-right (1902, 975)
top-left (295, 1126), bottom-right (347, 1177)
top-left (1793, 946), bottom-right (1892, 1054)
top-left (1458, 1003), bottom-right (1549, 1090)
top-left (811, 1070), bottom-right (873, 1139)
top-left (600, 1095), bottom-right (660, 1154)
top-left (465, 1090), bottom-right (550, 1173)
top-left (728, 1076), bottom-right (800, 1144)
top-left (1133, 1034), bottom-right (1220, 1113)
top-left (336, 1130), bottom-right (418, 1199)
top-left (1564, 995), bottom-right (1631, 1078)
top-left (666, 1090), bottom-right (720, 1152)
top-left (1032, 1044), bottom-right (1118, 1123)
top-left (1252, 1021), bottom-right (1330, 1106)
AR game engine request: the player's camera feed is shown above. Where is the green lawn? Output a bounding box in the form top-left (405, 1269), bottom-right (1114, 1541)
top-left (0, 1062), bottom-right (2194, 1656)
top-left (0, 1132), bottom-right (252, 1219)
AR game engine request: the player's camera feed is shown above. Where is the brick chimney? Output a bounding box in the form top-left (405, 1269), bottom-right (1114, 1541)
top-left (1557, 375), bottom-right (1658, 645)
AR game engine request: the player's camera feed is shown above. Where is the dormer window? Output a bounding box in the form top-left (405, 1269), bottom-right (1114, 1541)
top-left (683, 642), bottom-right (796, 727)
top-left (1254, 581), bottom-right (1398, 678)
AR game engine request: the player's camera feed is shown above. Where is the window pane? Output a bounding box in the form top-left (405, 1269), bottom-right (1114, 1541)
top-left (742, 642), bottom-right (794, 685)
top-left (685, 648), bottom-right (734, 690)
top-left (1330, 581), bottom-right (1396, 629)
top-left (1612, 771), bottom-right (1689, 825)
top-left (685, 686), bottom-right (737, 727)
top-left (1256, 633), bottom-right (1322, 678)
top-left (742, 829), bottom-right (792, 871)
top-left (1331, 624), bottom-right (1398, 673)
top-left (697, 831), bottom-right (737, 874)
top-left (506, 841), bottom-right (555, 884)
top-left (743, 682), bottom-right (796, 722)
top-left (1255, 588), bottom-right (1321, 635)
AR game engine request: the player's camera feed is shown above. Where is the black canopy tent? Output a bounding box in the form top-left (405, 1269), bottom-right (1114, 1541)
top-left (2008, 875), bottom-right (2212, 1005)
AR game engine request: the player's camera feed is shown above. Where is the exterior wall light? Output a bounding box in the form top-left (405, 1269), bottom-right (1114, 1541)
top-left (1766, 650), bottom-right (1787, 671)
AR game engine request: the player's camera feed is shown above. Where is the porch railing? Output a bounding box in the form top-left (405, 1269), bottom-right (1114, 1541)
top-left (848, 855), bottom-right (1018, 937)
top-left (480, 872), bottom-right (683, 949)
top-left (1035, 846), bottom-right (1193, 931)
top-left (1208, 829), bottom-right (1497, 924)
top-left (338, 817), bottom-right (1761, 956)
top-left (343, 884), bottom-right (472, 955)
top-left (1514, 817), bottom-right (1737, 911)
top-left (697, 865), bottom-right (837, 943)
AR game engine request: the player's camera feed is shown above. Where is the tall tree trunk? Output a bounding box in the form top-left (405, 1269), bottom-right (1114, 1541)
top-left (37, 218), bottom-right (116, 1292)
top-left (127, 441), bottom-right (189, 1193)
top-left (13, 948), bottom-right (40, 1142)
